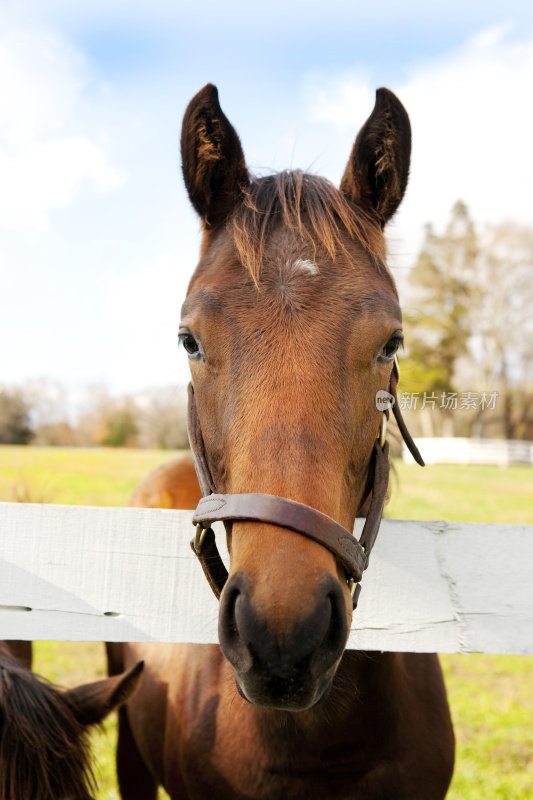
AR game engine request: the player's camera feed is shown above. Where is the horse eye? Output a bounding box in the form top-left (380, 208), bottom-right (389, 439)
top-left (179, 332), bottom-right (201, 358)
top-left (379, 334), bottom-right (403, 362)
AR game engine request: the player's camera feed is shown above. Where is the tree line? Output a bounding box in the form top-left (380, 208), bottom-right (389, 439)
top-left (1, 203), bottom-right (532, 447)
top-left (0, 382), bottom-right (189, 449)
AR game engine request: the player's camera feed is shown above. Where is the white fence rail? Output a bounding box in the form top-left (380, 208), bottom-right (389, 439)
top-left (403, 437), bottom-right (533, 466)
top-left (0, 502), bottom-right (532, 655)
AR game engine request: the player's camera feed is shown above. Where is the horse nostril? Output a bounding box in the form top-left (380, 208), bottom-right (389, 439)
top-left (218, 577), bottom-right (253, 673)
top-left (310, 581), bottom-right (348, 676)
top-left (328, 585), bottom-right (348, 650)
top-left (219, 581), bottom-right (239, 642)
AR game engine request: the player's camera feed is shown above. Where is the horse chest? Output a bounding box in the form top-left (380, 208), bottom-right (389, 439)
top-left (177, 742), bottom-right (412, 800)
top-left (175, 681), bottom-right (407, 800)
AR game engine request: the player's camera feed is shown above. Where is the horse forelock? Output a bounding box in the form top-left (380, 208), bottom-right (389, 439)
top-left (230, 170), bottom-right (387, 284)
top-left (0, 653), bottom-right (95, 800)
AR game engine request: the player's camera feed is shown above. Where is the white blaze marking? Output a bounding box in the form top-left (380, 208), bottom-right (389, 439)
top-left (289, 258), bottom-right (318, 275)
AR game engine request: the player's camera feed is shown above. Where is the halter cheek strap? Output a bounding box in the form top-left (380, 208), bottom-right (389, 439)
top-left (187, 358), bottom-right (423, 609)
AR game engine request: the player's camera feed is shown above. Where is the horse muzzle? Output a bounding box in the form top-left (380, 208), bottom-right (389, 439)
top-left (218, 572), bottom-right (347, 711)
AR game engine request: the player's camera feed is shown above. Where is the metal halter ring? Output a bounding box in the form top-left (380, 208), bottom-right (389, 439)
top-left (375, 355), bottom-right (399, 450)
top-left (348, 577), bottom-right (362, 610)
top-left (394, 353), bottom-right (401, 380)
top-left (378, 412), bottom-right (387, 449)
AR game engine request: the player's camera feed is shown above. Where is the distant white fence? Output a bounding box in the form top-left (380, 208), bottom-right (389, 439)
top-left (403, 437), bottom-right (533, 466)
top-left (1, 502), bottom-right (532, 655)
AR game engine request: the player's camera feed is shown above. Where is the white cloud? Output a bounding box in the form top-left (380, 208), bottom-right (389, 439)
top-left (306, 74), bottom-right (374, 130)
top-left (104, 253), bottom-right (192, 390)
top-left (400, 25), bottom-right (533, 230)
top-left (0, 136), bottom-right (121, 229)
top-left (304, 25), bottom-right (533, 265)
top-left (0, 23), bottom-right (122, 229)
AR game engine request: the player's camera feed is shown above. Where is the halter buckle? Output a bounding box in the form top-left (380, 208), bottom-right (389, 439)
top-left (193, 523), bottom-right (208, 555)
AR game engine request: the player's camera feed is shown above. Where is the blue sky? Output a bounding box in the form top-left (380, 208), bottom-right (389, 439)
top-left (1, 1), bottom-right (532, 395)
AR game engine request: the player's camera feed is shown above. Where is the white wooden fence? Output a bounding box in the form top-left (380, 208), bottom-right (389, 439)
top-left (1, 502), bottom-right (532, 655)
top-left (403, 437), bottom-right (533, 466)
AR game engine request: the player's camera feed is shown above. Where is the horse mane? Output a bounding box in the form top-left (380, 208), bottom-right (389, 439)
top-left (230, 170), bottom-right (386, 283)
top-left (0, 650), bottom-right (96, 800)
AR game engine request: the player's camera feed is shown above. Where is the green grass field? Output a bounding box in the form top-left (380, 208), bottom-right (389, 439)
top-left (1, 445), bottom-right (532, 799)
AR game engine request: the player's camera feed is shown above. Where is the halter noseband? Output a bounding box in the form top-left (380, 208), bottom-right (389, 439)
top-left (188, 358), bottom-right (423, 609)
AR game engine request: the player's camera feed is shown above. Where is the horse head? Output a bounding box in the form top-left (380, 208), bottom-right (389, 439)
top-left (0, 643), bottom-right (143, 800)
top-left (180, 84), bottom-right (413, 711)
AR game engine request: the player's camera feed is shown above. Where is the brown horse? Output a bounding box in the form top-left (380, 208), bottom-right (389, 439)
top-left (0, 642), bottom-right (143, 800)
top-left (107, 84), bottom-right (455, 799)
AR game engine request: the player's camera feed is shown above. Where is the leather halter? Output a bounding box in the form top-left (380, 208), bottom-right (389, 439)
top-left (188, 358), bottom-right (424, 609)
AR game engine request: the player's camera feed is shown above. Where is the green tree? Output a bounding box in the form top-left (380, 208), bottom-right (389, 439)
top-left (403, 200), bottom-right (478, 396)
top-left (99, 406), bottom-right (139, 447)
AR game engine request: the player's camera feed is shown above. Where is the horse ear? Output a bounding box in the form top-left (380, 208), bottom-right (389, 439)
top-left (181, 83), bottom-right (249, 226)
top-left (340, 88), bottom-right (411, 227)
top-left (64, 661), bottom-right (144, 726)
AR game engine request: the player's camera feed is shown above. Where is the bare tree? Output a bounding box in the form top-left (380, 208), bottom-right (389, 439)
top-left (135, 385), bottom-right (189, 450)
top-left (468, 222), bottom-right (533, 438)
